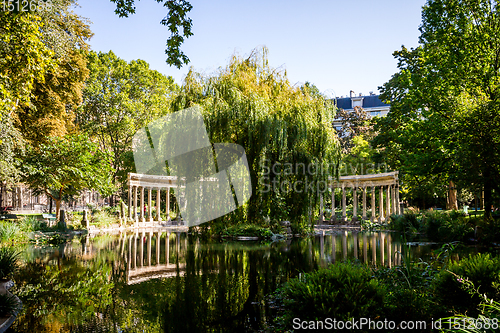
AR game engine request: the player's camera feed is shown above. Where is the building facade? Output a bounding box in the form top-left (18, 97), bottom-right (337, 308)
top-left (333, 90), bottom-right (390, 130)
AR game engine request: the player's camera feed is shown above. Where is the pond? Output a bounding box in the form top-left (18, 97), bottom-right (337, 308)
top-left (6, 230), bottom-right (464, 332)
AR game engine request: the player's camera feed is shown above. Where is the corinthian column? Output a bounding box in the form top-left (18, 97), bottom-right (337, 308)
top-left (379, 186), bottom-right (384, 222)
top-left (371, 186), bottom-right (376, 222)
top-left (342, 185), bottom-right (347, 222)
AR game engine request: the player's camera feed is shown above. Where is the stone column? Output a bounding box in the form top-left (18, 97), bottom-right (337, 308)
top-left (166, 187), bottom-right (171, 222)
top-left (156, 232), bottom-right (161, 265)
top-left (342, 185), bottom-right (346, 222)
top-left (396, 184), bottom-right (401, 215)
top-left (379, 186), bottom-right (384, 222)
top-left (128, 235), bottom-right (133, 270)
top-left (128, 184), bottom-right (132, 220)
top-left (147, 232), bottom-right (152, 266)
top-left (386, 185), bottom-right (391, 218)
top-left (140, 231), bottom-right (144, 267)
top-left (140, 187), bottom-right (145, 223)
top-left (362, 186), bottom-right (367, 220)
top-left (352, 186), bottom-right (358, 222)
top-left (156, 189), bottom-right (162, 222)
top-left (391, 185), bottom-right (396, 215)
top-left (133, 233), bottom-right (137, 269)
top-left (371, 186), bottom-right (376, 222)
top-left (147, 188), bottom-right (153, 222)
top-left (133, 186), bottom-right (138, 227)
top-left (331, 188), bottom-right (335, 221)
top-left (165, 232), bottom-right (170, 265)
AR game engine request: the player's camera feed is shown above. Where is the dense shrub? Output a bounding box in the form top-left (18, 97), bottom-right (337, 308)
top-left (222, 224), bottom-right (273, 239)
top-left (19, 215), bottom-right (46, 232)
top-left (391, 210), bottom-right (474, 242)
top-left (90, 209), bottom-right (117, 228)
top-left (433, 253), bottom-right (500, 315)
top-left (389, 212), bottom-right (420, 235)
top-left (0, 222), bottom-right (22, 243)
top-left (0, 247), bottom-right (19, 280)
top-left (375, 266), bottom-right (444, 322)
top-left (280, 262), bottom-right (386, 323)
top-left (0, 293), bottom-right (20, 316)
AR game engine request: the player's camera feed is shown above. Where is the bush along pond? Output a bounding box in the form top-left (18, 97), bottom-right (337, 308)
top-left (0, 247), bottom-right (22, 332)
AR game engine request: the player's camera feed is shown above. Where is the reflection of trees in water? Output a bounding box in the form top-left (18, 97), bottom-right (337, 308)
top-left (8, 231), bottom-right (429, 332)
top-left (161, 237), bottom-right (318, 333)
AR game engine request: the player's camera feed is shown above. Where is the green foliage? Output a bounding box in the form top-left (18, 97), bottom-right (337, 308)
top-left (0, 11), bottom-right (54, 114)
top-left (0, 117), bottom-right (23, 184)
top-left (77, 50), bottom-right (178, 190)
top-left (0, 222), bottom-right (22, 243)
top-left (21, 134), bottom-right (115, 219)
top-left (441, 277), bottom-right (500, 333)
top-left (0, 292), bottom-right (20, 317)
top-left (375, 266), bottom-right (442, 322)
top-left (221, 224), bottom-right (273, 239)
top-left (433, 253), bottom-right (500, 316)
top-left (389, 210), bottom-right (474, 242)
top-left (19, 215), bottom-right (46, 233)
top-left (280, 262), bottom-right (386, 323)
top-left (90, 209), bottom-right (117, 228)
top-left (111, 0), bottom-right (193, 68)
top-left (172, 47), bottom-right (340, 227)
top-left (375, 0), bottom-right (500, 217)
top-left (336, 106), bottom-right (373, 155)
top-left (0, 247), bottom-right (20, 280)
top-left (390, 212), bottom-right (420, 235)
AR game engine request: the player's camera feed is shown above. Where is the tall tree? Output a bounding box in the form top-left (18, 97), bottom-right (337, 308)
top-left (171, 47), bottom-right (340, 226)
top-left (111, 0), bottom-right (193, 68)
top-left (374, 0), bottom-right (500, 216)
top-left (14, 0), bottom-right (93, 144)
top-left (77, 51), bottom-right (178, 196)
top-left (0, 0), bottom-right (92, 185)
top-left (21, 135), bottom-right (114, 219)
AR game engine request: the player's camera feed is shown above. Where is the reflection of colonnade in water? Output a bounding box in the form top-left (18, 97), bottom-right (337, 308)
top-left (117, 231), bottom-right (188, 284)
top-left (318, 232), bottom-right (404, 267)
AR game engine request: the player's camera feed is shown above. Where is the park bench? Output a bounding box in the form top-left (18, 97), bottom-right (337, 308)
top-left (42, 213), bottom-right (57, 226)
top-left (0, 214), bottom-right (17, 220)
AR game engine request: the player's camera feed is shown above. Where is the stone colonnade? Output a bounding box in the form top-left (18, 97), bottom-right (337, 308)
top-left (322, 171), bottom-right (401, 223)
top-left (127, 173), bottom-right (179, 226)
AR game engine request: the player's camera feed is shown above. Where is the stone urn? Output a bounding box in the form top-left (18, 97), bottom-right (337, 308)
top-left (0, 279), bottom-right (13, 295)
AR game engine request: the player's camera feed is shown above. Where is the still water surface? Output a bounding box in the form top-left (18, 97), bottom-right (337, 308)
top-left (8, 231), bottom-right (445, 332)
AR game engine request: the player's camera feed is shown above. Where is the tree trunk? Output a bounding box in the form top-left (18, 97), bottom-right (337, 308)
top-left (49, 197), bottom-right (53, 214)
top-left (55, 199), bottom-right (61, 221)
top-left (447, 181), bottom-right (458, 210)
top-left (484, 182), bottom-right (492, 219)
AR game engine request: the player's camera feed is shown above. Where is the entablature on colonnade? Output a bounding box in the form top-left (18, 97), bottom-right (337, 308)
top-left (328, 171), bottom-right (399, 188)
top-left (127, 172), bottom-right (219, 189)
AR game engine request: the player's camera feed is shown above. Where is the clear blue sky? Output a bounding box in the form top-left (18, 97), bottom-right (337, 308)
top-left (73, 0), bottom-right (426, 98)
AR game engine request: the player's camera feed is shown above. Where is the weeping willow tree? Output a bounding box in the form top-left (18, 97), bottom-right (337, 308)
top-left (172, 47), bottom-right (340, 229)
